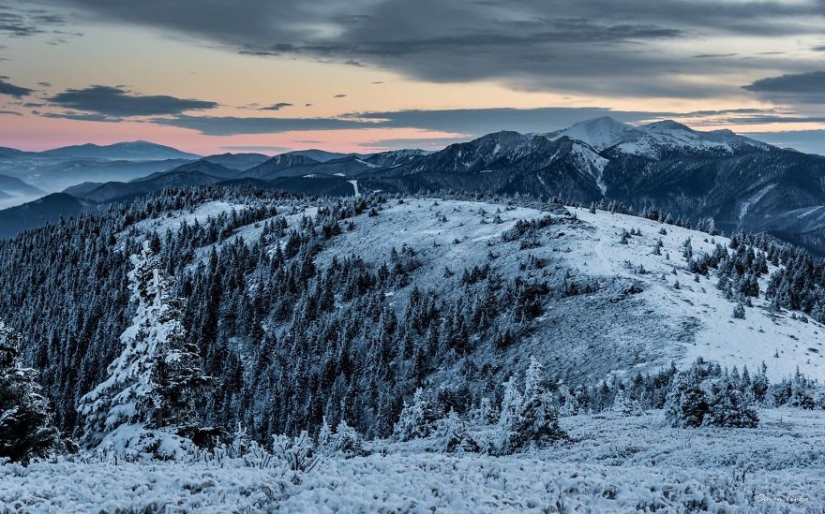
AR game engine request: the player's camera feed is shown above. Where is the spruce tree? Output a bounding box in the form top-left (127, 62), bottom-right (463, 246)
top-left (77, 243), bottom-right (214, 449)
top-left (0, 321), bottom-right (61, 463)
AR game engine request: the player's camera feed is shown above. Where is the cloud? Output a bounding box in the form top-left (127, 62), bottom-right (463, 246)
top-left (36, 0), bottom-right (825, 100)
top-left (0, 6), bottom-right (68, 36)
top-left (334, 94), bottom-right (347, 98)
top-left (741, 130), bottom-right (825, 156)
top-left (220, 145), bottom-right (292, 153)
top-left (39, 111), bottom-right (121, 122)
top-left (815, 46), bottom-right (825, 52)
top-left (46, 85), bottom-right (218, 117)
top-left (150, 114), bottom-right (372, 135)
top-left (743, 71), bottom-right (825, 104)
top-left (260, 102), bottom-right (293, 111)
top-left (342, 107), bottom-right (668, 134)
top-left (361, 136), bottom-right (469, 151)
top-left (146, 107), bottom-right (676, 136)
top-left (0, 78), bottom-right (33, 97)
top-left (0, 110), bottom-right (22, 116)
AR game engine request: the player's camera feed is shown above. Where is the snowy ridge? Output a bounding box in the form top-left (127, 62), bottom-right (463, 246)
top-left (568, 206), bottom-right (825, 382)
top-left (569, 142), bottom-right (610, 194)
top-left (547, 116), bottom-right (640, 151)
top-left (544, 116), bottom-right (774, 160)
top-left (125, 197), bottom-right (825, 383)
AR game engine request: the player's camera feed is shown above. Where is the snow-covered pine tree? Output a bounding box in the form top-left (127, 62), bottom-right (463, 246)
top-left (77, 243), bottom-right (214, 451)
top-left (496, 357), bottom-right (566, 454)
top-left (664, 373), bottom-right (709, 428)
top-left (0, 321), bottom-right (61, 463)
top-left (436, 408), bottom-right (479, 453)
top-left (702, 378), bottom-right (759, 428)
top-left (323, 419), bottom-right (368, 458)
top-left (665, 360), bottom-right (758, 428)
top-left (392, 388), bottom-right (436, 442)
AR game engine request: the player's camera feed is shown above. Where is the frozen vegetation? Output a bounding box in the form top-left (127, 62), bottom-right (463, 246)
top-left (1, 409), bottom-right (823, 512)
top-left (1, 189), bottom-right (825, 511)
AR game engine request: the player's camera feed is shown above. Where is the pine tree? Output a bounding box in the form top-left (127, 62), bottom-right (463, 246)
top-left (664, 374), bottom-right (709, 428)
top-left (496, 357), bottom-right (565, 454)
top-left (0, 321), bottom-right (61, 463)
top-left (77, 243), bottom-right (214, 449)
top-left (319, 419), bottom-right (367, 458)
top-left (702, 378), bottom-right (758, 427)
top-left (732, 302), bottom-right (746, 319)
top-left (436, 409), bottom-right (479, 453)
top-left (392, 388), bottom-right (435, 442)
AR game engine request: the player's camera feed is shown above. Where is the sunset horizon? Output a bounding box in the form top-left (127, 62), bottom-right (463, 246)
top-left (2, 1), bottom-right (825, 155)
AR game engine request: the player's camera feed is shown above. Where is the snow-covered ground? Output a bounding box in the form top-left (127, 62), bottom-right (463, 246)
top-left (2, 409), bottom-right (822, 513)
top-left (568, 206), bottom-right (825, 382)
top-left (124, 197), bottom-right (825, 383)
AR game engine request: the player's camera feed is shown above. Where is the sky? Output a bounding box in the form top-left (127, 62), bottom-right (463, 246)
top-left (1, 0), bottom-right (825, 155)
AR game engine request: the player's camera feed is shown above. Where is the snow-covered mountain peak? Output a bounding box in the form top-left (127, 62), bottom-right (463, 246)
top-left (547, 116), bottom-right (638, 152)
top-left (641, 119), bottom-right (694, 134)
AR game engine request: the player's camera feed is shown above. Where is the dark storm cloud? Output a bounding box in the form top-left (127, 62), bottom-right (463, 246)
top-left (0, 11), bottom-right (45, 36)
top-left (47, 85), bottom-right (219, 117)
top-left (0, 110), bottom-right (22, 116)
top-left (34, 0), bottom-right (825, 99)
top-left (743, 71), bottom-right (825, 104)
top-left (0, 78), bottom-right (33, 97)
top-left (815, 46), bottom-right (825, 52)
top-left (260, 102), bottom-right (293, 111)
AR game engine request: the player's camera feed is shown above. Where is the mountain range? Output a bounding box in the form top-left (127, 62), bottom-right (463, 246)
top-left (1, 119), bottom-right (824, 254)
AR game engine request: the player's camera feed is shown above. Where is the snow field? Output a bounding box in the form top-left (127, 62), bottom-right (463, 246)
top-left (2, 409), bottom-right (823, 513)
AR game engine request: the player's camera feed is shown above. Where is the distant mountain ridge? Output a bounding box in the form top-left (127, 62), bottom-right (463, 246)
top-left (40, 141), bottom-right (200, 161)
top-left (2, 119), bottom-right (825, 255)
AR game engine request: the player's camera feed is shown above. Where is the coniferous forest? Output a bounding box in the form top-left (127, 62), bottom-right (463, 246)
top-left (1, 186), bottom-right (825, 511)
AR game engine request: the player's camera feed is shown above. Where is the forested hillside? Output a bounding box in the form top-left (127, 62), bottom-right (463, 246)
top-left (1, 187), bottom-right (824, 446)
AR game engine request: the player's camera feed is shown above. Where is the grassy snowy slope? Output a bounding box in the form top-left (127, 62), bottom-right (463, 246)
top-left (567, 206), bottom-right (825, 382)
top-left (123, 197), bottom-right (825, 385)
top-left (2, 408), bottom-right (822, 513)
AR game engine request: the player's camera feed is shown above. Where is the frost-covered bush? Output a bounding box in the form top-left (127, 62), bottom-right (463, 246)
top-left (273, 431), bottom-right (319, 477)
top-left (92, 424), bottom-right (199, 462)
